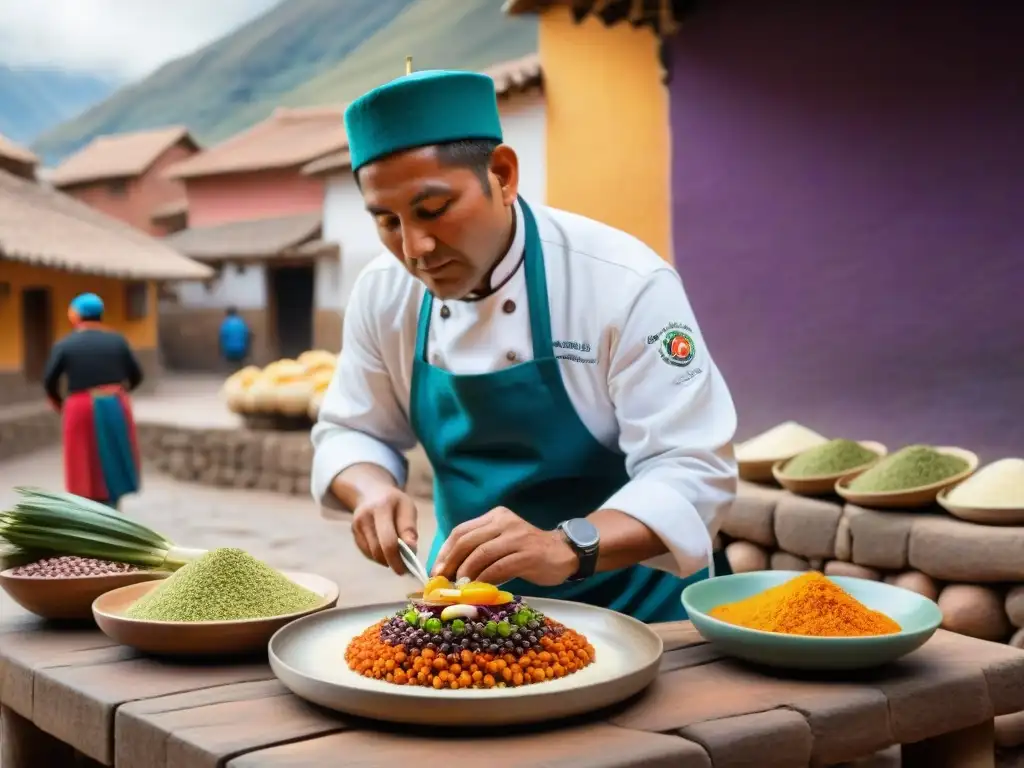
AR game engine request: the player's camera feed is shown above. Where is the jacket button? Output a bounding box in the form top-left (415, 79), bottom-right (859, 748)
top-left (439, 305), bottom-right (451, 319)
top-left (506, 350), bottom-right (517, 362)
top-left (502, 299), bottom-right (516, 314)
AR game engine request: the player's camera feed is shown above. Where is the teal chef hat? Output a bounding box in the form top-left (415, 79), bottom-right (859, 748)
top-left (344, 69), bottom-right (503, 172)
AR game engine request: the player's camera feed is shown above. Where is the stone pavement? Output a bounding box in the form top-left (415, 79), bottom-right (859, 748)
top-left (0, 447), bottom-right (438, 618)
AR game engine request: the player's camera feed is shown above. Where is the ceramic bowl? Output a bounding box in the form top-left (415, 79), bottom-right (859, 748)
top-left (0, 567), bottom-right (168, 620)
top-left (681, 570), bottom-right (942, 671)
top-left (92, 570), bottom-right (339, 656)
top-left (835, 447), bottom-right (979, 509)
top-left (772, 440), bottom-right (888, 496)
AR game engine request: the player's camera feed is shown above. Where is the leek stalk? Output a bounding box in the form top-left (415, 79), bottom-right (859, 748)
top-left (0, 488), bottom-right (207, 571)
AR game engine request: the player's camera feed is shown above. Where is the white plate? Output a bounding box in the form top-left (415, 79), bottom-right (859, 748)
top-left (268, 597), bottom-right (663, 726)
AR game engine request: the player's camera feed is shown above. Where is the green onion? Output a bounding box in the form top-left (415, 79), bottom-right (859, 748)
top-left (0, 487), bottom-right (206, 571)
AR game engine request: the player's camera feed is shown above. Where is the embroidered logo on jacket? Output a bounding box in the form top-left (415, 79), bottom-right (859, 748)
top-left (647, 323), bottom-right (697, 367)
top-left (553, 340), bottom-right (597, 364)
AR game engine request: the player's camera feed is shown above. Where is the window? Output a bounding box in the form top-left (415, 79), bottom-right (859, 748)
top-left (124, 281), bottom-right (149, 320)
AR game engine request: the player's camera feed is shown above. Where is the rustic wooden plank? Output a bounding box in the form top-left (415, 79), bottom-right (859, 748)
top-left (658, 643), bottom-right (722, 673)
top-left (902, 719), bottom-right (995, 768)
top-left (913, 630), bottom-right (1024, 715)
top-left (116, 679), bottom-right (350, 768)
top-left (32, 658), bottom-right (275, 765)
top-left (1, 704), bottom-right (77, 768)
top-left (650, 621), bottom-right (705, 652)
top-left (678, 708), bottom-right (813, 768)
top-left (0, 625), bottom-right (127, 720)
top-left (871, 631), bottom-right (994, 745)
top-left (611, 659), bottom-right (892, 764)
top-left (226, 725), bottom-right (712, 768)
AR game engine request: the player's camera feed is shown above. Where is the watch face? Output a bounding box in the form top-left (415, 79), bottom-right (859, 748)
top-left (564, 518), bottom-right (600, 549)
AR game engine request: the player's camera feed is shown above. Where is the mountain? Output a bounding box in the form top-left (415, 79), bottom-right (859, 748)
top-left (0, 65), bottom-right (116, 147)
top-left (32, 0), bottom-right (538, 166)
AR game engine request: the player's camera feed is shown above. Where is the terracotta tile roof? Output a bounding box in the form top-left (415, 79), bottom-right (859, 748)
top-left (0, 170), bottom-right (212, 280)
top-left (301, 54), bottom-right (544, 178)
top-left (162, 212), bottom-right (324, 261)
top-left (0, 134), bottom-right (39, 167)
top-left (165, 108), bottom-right (346, 180)
top-left (49, 126), bottom-right (198, 189)
top-left (504, 0), bottom-right (688, 35)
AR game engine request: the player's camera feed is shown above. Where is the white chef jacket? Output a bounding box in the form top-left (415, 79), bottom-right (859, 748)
top-left (312, 200), bottom-right (738, 579)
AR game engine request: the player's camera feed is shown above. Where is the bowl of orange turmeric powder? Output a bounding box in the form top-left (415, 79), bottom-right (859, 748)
top-left (681, 571), bottom-right (942, 671)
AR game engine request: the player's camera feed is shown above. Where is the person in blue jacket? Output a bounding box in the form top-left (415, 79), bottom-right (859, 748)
top-left (218, 307), bottom-right (251, 372)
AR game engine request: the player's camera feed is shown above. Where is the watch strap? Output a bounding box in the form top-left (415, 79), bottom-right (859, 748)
top-left (558, 520), bottom-right (599, 582)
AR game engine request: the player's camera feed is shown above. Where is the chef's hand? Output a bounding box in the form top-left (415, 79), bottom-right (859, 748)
top-left (351, 486), bottom-right (418, 576)
top-left (432, 507), bottom-right (578, 586)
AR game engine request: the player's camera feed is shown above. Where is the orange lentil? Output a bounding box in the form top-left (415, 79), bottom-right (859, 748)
top-left (345, 618), bottom-right (595, 689)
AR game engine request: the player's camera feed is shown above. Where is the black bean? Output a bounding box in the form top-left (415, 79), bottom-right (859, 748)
top-left (527, 620), bottom-right (539, 630)
top-left (503, 640), bottom-right (514, 649)
top-left (489, 644), bottom-right (500, 654)
top-left (440, 643), bottom-right (451, 653)
top-left (442, 630), bottom-right (453, 641)
top-left (425, 642), bottom-right (436, 651)
top-left (512, 632), bottom-right (522, 642)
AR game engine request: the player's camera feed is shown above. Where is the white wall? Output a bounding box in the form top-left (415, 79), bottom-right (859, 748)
top-left (316, 89), bottom-right (548, 314)
top-left (316, 172), bottom-right (381, 312)
top-left (175, 263), bottom-right (266, 309)
top-left (501, 90), bottom-right (546, 206)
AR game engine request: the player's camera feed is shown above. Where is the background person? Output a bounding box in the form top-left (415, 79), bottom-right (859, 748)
top-left (219, 306), bottom-right (252, 372)
top-left (43, 292), bottom-right (143, 509)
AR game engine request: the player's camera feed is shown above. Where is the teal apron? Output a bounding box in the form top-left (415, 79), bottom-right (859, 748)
top-left (409, 198), bottom-right (730, 623)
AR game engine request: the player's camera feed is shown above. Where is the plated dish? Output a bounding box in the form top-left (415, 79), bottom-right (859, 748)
top-left (346, 576), bottom-right (595, 689)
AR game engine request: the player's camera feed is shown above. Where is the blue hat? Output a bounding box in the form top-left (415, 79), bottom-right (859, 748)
top-left (70, 292), bottom-right (104, 320)
top-left (344, 70), bottom-right (503, 172)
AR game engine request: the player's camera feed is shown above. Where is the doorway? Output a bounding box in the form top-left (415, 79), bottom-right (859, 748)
top-left (268, 264), bottom-right (315, 360)
top-left (21, 287), bottom-right (53, 382)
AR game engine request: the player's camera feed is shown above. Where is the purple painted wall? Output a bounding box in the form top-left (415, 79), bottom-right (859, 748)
top-left (669, 0), bottom-right (1024, 458)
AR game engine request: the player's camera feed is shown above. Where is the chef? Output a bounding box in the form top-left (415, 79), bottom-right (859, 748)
top-left (312, 66), bottom-right (738, 622)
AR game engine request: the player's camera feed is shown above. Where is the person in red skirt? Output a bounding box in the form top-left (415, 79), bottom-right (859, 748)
top-left (42, 293), bottom-right (144, 509)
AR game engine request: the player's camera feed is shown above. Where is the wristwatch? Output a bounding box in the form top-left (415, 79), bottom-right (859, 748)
top-left (557, 518), bottom-right (600, 582)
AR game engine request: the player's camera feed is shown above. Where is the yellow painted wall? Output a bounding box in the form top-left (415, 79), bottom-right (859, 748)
top-left (0, 260), bottom-right (157, 372)
top-left (539, 7), bottom-right (672, 260)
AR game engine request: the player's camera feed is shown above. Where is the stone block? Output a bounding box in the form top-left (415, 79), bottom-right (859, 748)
top-left (725, 541), bottom-right (769, 573)
top-left (845, 505), bottom-right (916, 569)
top-left (910, 516), bottom-right (1024, 582)
top-left (719, 482), bottom-right (782, 546)
top-left (884, 571), bottom-right (940, 601)
top-left (774, 493), bottom-right (842, 559)
top-left (996, 712), bottom-right (1024, 748)
top-left (834, 515), bottom-right (852, 561)
top-left (1007, 587), bottom-right (1024, 628)
top-left (938, 584), bottom-right (1012, 642)
top-left (770, 551), bottom-right (810, 571)
top-left (824, 561), bottom-right (882, 581)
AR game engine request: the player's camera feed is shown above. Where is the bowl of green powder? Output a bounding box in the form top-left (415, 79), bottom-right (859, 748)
top-left (92, 548), bottom-right (339, 656)
top-left (836, 445), bottom-right (979, 509)
top-left (772, 439), bottom-right (887, 496)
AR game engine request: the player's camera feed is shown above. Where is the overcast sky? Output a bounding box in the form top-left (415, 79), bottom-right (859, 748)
top-left (0, 0), bottom-right (282, 81)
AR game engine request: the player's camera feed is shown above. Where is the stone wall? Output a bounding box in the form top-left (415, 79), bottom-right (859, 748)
top-left (159, 307), bottom-right (343, 372)
top-left (0, 406), bottom-right (60, 461)
top-left (722, 482), bottom-right (1024, 646)
top-left (135, 422), bottom-right (434, 501)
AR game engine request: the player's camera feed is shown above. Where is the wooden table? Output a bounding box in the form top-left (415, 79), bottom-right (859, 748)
top-left (2, 615), bottom-right (1023, 768)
